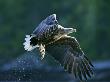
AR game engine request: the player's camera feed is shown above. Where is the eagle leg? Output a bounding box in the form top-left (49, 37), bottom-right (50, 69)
top-left (39, 44), bottom-right (45, 59)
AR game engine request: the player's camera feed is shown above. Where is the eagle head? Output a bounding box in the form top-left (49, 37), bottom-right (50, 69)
top-left (53, 25), bottom-right (76, 39)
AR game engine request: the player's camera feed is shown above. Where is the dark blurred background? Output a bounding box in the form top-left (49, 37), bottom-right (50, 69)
top-left (0, 0), bottom-right (110, 82)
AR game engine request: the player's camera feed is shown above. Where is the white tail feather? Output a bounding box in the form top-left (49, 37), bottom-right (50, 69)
top-left (23, 35), bottom-right (39, 51)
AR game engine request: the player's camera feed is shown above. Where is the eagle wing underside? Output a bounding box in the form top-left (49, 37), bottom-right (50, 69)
top-left (46, 36), bottom-right (94, 81)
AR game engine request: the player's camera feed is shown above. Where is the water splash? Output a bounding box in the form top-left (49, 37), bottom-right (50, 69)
top-left (0, 49), bottom-right (73, 82)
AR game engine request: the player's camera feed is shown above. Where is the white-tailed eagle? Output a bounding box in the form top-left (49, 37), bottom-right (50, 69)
top-left (23, 14), bottom-right (94, 81)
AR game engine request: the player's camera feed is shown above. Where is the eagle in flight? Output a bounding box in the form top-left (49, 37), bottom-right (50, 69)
top-left (23, 14), bottom-right (94, 81)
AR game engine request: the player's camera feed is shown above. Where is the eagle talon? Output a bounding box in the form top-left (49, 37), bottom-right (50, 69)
top-left (39, 44), bottom-right (45, 59)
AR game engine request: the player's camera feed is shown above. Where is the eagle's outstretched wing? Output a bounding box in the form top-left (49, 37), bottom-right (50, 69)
top-left (46, 36), bottom-right (94, 81)
top-left (32, 14), bottom-right (58, 39)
